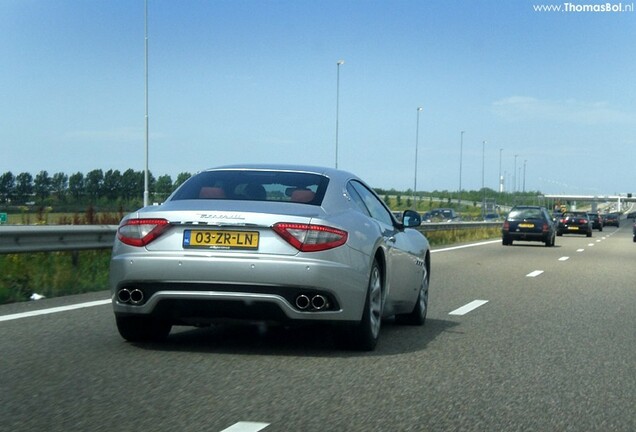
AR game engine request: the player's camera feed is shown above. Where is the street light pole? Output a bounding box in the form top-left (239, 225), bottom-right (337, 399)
top-left (514, 154), bottom-right (519, 194)
top-left (413, 107), bottom-right (423, 209)
top-left (459, 131), bottom-right (464, 206)
top-left (482, 140), bottom-right (486, 217)
top-left (143, 0), bottom-right (149, 207)
top-left (335, 60), bottom-right (344, 169)
top-left (499, 148), bottom-right (503, 193)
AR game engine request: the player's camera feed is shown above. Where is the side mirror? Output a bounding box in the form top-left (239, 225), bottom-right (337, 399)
top-left (402, 210), bottom-right (422, 228)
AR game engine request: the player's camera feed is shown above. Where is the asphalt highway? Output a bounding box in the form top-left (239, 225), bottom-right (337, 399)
top-left (1, 224), bottom-right (635, 431)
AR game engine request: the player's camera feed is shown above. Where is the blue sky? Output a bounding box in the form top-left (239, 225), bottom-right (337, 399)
top-left (1, 0), bottom-right (635, 195)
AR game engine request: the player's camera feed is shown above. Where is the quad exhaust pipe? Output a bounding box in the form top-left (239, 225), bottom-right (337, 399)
top-left (117, 288), bottom-right (145, 305)
top-left (119, 287), bottom-right (324, 310)
top-left (295, 294), bottom-right (329, 311)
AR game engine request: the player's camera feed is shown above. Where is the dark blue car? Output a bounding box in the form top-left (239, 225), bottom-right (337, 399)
top-left (502, 205), bottom-right (556, 247)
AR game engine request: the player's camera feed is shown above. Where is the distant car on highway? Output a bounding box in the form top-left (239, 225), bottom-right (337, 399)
top-left (109, 165), bottom-right (431, 351)
top-left (603, 212), bottom-right (620, 227)
top-left (424, 208), bottom-right (459, 222)
top-left (557, 211), bottom-right (592, 237)
top-left (502, 205), bottom-right (556, 246)
top-left (587, 212), bottom-right (603, 231)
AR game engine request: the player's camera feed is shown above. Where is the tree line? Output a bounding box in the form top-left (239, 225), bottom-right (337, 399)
top-left (0, 168), bottom-right (545, 213)
top-left (0, 169), bottom-right (192, 208)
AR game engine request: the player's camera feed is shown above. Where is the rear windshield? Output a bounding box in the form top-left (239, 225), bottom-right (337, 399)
top-left (170, 170), bottom-right (329, 205)
top-left (508, 208), bottom-right (544, 220)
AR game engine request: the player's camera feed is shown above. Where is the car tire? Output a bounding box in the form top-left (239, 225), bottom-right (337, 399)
top-left (336, 260), bottom-right (383, 351)
top-left (116, 315), bottom-right (172, 343)
top-left (586, 230), bottom-right (592, 237)
top-left (557, 230), bottom-right (563, 236)
top-left (396, 266), bottom-right (428, 326)
top-left (545, 235), bottom-right (554, 247)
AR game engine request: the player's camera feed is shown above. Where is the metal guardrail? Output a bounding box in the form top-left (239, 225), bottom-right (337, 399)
top-left (0, 225), bottom-right (118, 253)
top-left (0, 222), bottom-right (502, 254)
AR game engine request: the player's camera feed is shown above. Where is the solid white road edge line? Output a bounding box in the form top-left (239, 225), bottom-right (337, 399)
top-left (0, 299), bottom-right (111, 322)
top-left (449, 300), bottom-right (489, 316)
top-left (432, 239), bottom-right (500, 253)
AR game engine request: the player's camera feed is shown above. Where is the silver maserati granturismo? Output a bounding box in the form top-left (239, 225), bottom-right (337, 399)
top-left (110, 165), bottom-right (430, 350)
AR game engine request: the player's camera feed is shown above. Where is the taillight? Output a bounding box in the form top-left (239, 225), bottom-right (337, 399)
top-left (272, 223), bottom-right (348, 252)
top-left (542, 223), bottom-right (549, 232)
top-left (117, 218), bottom-right (170, 247)
top-left (503, 221), bottom-right (510, 231)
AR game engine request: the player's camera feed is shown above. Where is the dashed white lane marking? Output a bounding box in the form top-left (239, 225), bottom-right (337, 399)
top-left (0, 299), bottom-right (111, 322)
top-left (559, 256), bottom-right (570, 261)
top-left (577, 249), bottom-right (585, 252)
top-left (449, 300), bottom-right (488, 316)
top-left (220, 422), bottom-right (270, 432)
top-left (526, 270), bottom-right (544, 277)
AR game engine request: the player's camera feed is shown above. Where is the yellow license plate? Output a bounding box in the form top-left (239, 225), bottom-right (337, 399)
top-left (519, 223), bottom-right (535, 228)
top-left (568, 226), bottom-right (579, 230)
top-left (184, 230), bottom-right (259, 249)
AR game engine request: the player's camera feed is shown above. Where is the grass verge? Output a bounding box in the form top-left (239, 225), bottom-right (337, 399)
top-left (0, 250), bottom-right (112, 304)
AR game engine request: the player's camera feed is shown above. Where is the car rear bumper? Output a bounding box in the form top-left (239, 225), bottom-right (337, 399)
top-left (502, 231), bottom-right (550, 242)
top-left (558, 226), bottom-right (590, 234)
top-left (109, 251), bottom-right (369, 324)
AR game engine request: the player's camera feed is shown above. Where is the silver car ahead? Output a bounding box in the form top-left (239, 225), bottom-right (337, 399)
top-left (110, 165), bottom-right (431, 350)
